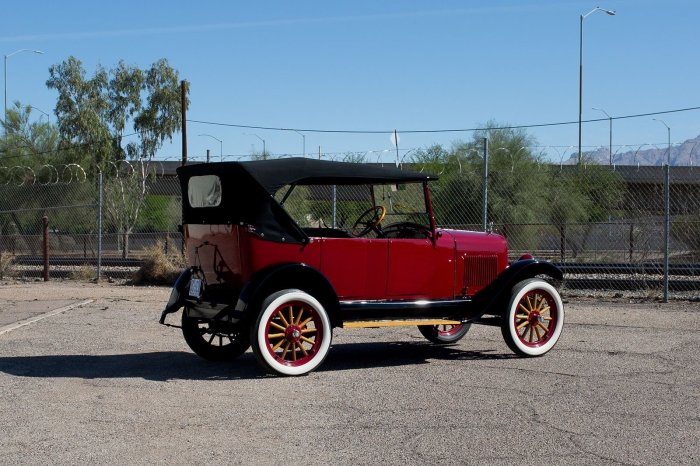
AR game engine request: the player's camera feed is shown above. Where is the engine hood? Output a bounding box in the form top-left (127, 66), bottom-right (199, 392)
top-left (440, 229), bottom-right (508, 255)
top-left (440, 229), bottom-right (509, 296)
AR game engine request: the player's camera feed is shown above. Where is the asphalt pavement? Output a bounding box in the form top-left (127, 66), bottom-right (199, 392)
top-left (0, 282), bottom-right (697, 465)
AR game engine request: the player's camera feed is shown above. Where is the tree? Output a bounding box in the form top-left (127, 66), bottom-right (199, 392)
top-left (46, 56), bottom-right (187, 165)
top-left (409, 123), bottom-right (550, 249)
top-left (407, 122), bottom-right (627, 256)
top-left (46, 56), bottom-right (189, 257)
top-left (1, 102), bottom-right (60, 165)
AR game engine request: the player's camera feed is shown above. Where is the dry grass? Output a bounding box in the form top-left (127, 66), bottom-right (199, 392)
top-left (69, 265), bottom-right (98, 281)
top-left (130, 241), bottom-right (186, 285)
top-left (0, 252), bottom-right (15, 279)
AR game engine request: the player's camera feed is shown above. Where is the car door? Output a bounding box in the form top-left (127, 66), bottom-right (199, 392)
top-left (319, 237), bottom-right (388, 300)
top-left (385, 231), bottom-right (455, 299)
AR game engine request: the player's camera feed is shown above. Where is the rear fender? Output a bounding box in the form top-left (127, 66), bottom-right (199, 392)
top-left (236, 263), bottom-right (341, 327)
top-left (159, 267), bottom-right (193, 324)
top-left (473, 259), bottom-right (563, 316)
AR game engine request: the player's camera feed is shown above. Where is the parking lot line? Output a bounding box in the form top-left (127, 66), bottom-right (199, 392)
top-left (0, 300), bottom-right (94, 336)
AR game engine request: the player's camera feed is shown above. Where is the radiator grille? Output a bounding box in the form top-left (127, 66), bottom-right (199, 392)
top-left (464, 255), bottom-right (498, 290)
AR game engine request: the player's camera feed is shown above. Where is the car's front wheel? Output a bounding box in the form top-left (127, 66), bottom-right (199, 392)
top-left (251, 289), bottom-right (332, 376)
top-left (418, 323), bottom-right (471, 344)
top-left (501, 279), bottom-right (564, 356)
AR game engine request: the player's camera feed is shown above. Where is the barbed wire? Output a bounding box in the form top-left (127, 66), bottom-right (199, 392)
top-left (2, 143), bottom-right (695, 187)
top-left (1, 105), bottom-right (698, 165)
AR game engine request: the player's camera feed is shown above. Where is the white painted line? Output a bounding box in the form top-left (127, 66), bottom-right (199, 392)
top-left (0, 300), bottom-right (94, 336)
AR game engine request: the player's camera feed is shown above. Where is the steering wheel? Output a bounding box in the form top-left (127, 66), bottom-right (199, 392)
top-left (351, 206), bottom-right (387, 237)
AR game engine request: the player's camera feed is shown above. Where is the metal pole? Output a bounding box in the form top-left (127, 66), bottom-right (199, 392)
top-left (97, 171), bottom-right (103, 282)
top-left (578, 8), bottom-right (615, 165)
top-left (482, 137), bottom-right (489, 231)
top-left (206, 149), bottom-right (210, 163)
top-left (3, 49), bottom-right (44, 131)
top-left (3, 54), bottom-right (7, 126)
top-left (394, 129), bottom-right (400, 166)
top-left (663, 164), bottom-right (670, 302)
top-left (293, 130), bottom-right (305, 157)
top-left (578, 14), bottom-right (583, 165)
top-left (609, 116), bottom-right (613, 165)
top-left (332, 185), bottom-right (337, 229)
top-left (181, 80), bottom-right (187, 166)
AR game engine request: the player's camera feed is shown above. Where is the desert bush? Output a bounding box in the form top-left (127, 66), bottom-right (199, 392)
top-left (130, 241), bottom-right (185, 285)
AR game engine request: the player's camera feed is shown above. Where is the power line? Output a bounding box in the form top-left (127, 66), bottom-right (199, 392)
top-left (2, 105), bottom-right (698, 161)
top-left (187, 105), bottom-right (700, 135)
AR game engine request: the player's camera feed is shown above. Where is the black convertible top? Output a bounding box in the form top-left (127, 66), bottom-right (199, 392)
top-left (177, 158), bottom-right (435, 244)
top-left (178, 157), bottom-right (435, 195)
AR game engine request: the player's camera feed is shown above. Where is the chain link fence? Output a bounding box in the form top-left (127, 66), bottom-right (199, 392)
top-left (0, 156), bottom-right (698, 299)
top-left (0, 161), bottom-right (181, 280)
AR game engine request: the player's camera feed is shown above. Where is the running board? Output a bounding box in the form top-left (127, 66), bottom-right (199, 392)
top-left (342, 319), bottom-right (461, 329)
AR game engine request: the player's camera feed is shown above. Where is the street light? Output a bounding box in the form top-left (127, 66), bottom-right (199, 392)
top-left (578, 7), bottom-right (615, 165)
top-left (29, 105), bottom-right (50, 123)
top-left (4, 49), bottom-right (44, 125)
top-left (592, 107), bottom-right (613, 165)
top-left (245, 133), bottom-right (266, 159)
top-left (198, 133), bottom-right (223, 162)
top-left (292, 130), bottom-right (305, 157)
top-left (653, 118), bottom-right (671, 165)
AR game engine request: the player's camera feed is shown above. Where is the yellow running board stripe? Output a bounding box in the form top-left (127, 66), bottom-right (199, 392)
top-left (343, 319), bottom-right (461, 329)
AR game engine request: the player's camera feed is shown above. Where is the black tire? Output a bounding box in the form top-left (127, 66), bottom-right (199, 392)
top-left (182, 311), bottom-right (250, 361)
top-left (418, 323), bottom-right (471, 344)
top-left (501, 278), bottom-right (564, 357)
top-left (250, 289), bottom-right (332, 376)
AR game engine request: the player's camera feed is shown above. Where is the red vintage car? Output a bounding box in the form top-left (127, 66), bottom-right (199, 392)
top-left (161, 158), bottom-right (564, 376)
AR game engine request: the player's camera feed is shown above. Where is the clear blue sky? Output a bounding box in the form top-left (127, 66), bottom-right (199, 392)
top-left (3, 0), bottom-right (699, 163)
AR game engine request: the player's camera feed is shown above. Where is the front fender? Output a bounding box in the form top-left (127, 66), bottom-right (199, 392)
top-left (473, 259), bottom-right (563, 316)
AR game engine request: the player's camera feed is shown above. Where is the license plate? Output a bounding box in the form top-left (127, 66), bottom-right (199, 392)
top-left (188, 278), bottom-right (202, 298)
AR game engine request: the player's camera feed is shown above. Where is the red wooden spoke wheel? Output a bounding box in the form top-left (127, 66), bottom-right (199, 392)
top-left (502, 279), bottom-right (564, 356)
top-left (252, 290), bottom-right (332, 376)
top-left (418, 323), bottom-right (471, 344)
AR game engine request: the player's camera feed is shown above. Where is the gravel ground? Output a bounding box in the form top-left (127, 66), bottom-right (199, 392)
top-left (0, 281), bottom-right (698, 465)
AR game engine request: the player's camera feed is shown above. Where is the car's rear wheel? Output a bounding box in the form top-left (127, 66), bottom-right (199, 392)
top-left (418, 323), bottom-right (471, 344)
top-left (251, 289), bottom-right (332, 376)
top-left (182, 312), bottom-right (250, 361)
top-left (501, 279), bottom-right (564, 356)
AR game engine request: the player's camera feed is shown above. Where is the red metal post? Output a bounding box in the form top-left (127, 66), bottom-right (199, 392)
top-left (42, 215), bottom-right (49, 281)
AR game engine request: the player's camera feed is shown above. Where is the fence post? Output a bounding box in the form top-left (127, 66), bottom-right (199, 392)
top-left (97, 171), bottom-right (103, 282)
top-left (663, 164), bottom-right (670, 302)
top-left (42, 215), bottom-right (49, 281)
top-left (629, 222), bottom-right (634, 262)
top-left (482, 137), bottom-right (489, 231)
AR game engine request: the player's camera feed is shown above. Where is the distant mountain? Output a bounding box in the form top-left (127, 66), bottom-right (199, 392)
top-left (565, 135), bottom-right (700, 166)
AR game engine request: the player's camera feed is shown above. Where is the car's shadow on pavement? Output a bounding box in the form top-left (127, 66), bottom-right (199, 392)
top-left (0, 341), bottom-right (516, 381)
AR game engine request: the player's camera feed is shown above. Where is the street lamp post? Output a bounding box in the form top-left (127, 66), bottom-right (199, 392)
top-left (653, 118), bottom-right (671, 303)
top-left (578, 7), bottom-right (615, 165)
top-left (245, 133), bottom-right (266, 159)
top-left (4, 49), bottom-right (44, 125)
top-left (292, 130), bottom-right (305, 157)
top-left (592, 107), bottom-right (613, 165)
top-left (653, 118), bottom-right (671, 165)
top-left (29, 105), bottom-right (50, 123)
top-left (198, 134), bottom-right (223, 162)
